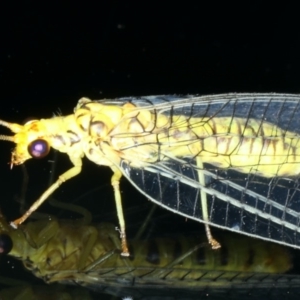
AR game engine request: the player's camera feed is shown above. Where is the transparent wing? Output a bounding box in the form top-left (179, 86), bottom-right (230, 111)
top-left (103, 94), bottom-right (300, 249)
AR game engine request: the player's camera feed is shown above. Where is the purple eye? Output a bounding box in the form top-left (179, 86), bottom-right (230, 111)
top-left (28, 139), bottom-right (50, 158)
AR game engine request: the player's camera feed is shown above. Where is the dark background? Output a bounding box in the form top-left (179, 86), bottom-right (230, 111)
top-left (0, 2), bottom-right (300, 299)
top-left (1, 2), bottom-right (299, 214)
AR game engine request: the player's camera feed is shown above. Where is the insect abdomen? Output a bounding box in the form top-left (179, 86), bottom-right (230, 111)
top-left (153, 114), bottom-right (300, 177)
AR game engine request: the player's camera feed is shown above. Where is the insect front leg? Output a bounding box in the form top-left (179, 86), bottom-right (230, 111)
top-left (11, 156), bottom-right (83, 228)
top-left (111, 167), bottom-right (130, 257)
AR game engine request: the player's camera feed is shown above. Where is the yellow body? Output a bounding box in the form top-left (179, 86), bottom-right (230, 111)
top-left (10, 97), bottom-right (300, 177)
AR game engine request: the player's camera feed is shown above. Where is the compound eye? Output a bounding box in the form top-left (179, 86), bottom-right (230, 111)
top-left (28, 139), bottom-right (50, 158)
top-left (0, 234), bottom-right (13, 254)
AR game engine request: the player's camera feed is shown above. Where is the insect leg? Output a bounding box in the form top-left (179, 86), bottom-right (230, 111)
top-left (196, 157), bottom-right (221, 249)
top-left (111, 167), bottom-right (130, 257)
top-left (11, 156), bottom-right (83, 228)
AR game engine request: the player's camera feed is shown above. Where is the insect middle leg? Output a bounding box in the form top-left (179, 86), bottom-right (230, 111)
top-left (111, 167), bottom-right (130, 256)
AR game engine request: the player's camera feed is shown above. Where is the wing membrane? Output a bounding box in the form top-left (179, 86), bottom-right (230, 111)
top-left (108, 94), bottom-right (300, 249)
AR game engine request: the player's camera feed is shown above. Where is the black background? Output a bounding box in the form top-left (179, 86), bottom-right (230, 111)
top-left (1, 2), bottom-right (300, 299)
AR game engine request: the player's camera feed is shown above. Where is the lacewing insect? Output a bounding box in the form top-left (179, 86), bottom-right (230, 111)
top-left (1, 93), bottom-right (300, 255)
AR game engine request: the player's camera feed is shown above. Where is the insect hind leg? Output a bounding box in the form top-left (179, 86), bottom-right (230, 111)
top-left (196, 157), bottom-right (221, 249)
